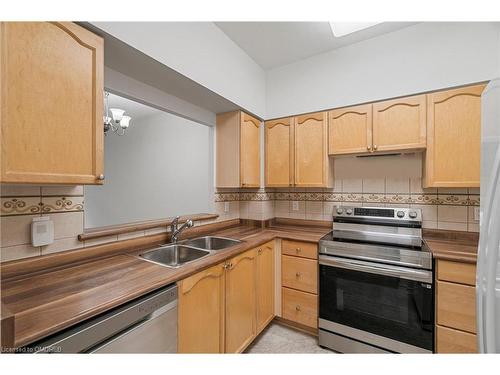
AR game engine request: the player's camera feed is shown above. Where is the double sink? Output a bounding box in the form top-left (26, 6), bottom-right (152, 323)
top-left (139, 236), bottom-right (241, 268)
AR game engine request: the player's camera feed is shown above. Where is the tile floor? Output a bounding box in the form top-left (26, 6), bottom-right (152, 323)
top-left (245, 323), bottom-right (332, 354)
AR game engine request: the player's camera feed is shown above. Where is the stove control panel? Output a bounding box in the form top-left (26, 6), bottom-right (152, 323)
top-left (332, 206), bottom-right (421, 222)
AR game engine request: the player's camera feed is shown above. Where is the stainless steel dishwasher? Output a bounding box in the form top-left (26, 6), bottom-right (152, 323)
top-left (29, 284), bottom-right (178, 353)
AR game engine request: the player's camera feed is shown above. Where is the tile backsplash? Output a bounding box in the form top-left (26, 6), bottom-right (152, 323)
top-left (1, 173), bottom-right (480, 263)
top-left (214, 176), bottom-right (480, 232)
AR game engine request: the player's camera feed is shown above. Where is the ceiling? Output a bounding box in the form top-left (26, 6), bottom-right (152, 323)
top-left (215, 22), bottom-right (417, 70)
top-left (107, 93), bottom-right (158, 122)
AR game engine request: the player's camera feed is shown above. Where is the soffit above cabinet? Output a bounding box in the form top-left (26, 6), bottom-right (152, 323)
top-left (80, 23), bottom-right (245, 119)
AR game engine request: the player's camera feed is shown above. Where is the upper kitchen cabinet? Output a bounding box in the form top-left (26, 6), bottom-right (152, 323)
top-left (424, 84), bottom-right (486, 188)
top-left (295, 111), bottom-right (333, 187)
top-left (329, 104), bottom-right (372, 155)
top-left (0, 22), bottom-right (104, 184)
top-left (265, 117), bottom-right (293, 187)
top-left (372, 94), bottom-right (426, 152)
top-left (328, 95), bottom-right (426, 156)
top-left (216, 110), bottom-right (261, 188)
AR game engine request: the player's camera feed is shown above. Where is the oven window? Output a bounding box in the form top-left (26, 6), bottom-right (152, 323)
top-left (319, 264), bottom-right (433, 351)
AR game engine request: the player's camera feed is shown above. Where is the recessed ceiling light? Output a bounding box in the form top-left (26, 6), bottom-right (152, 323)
top-left (329, 22), bottom-right (382, 37)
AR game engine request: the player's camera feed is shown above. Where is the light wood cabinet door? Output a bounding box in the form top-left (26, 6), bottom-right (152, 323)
top-left (372, 94), bottom-right (426, 152)
top-left (178, 263), bottom-right (226, 353)
top-left (424, 84), bottom-right (485, 187)
top-left (282, 255), bottom-right (318, 294)
top-left (436, 325), bottom-right (477, 353)
top-left (329, 104), bottom-right (372, 155)
top-left (281, 240), bottom-right (318, 260)
top-left (240, 113), bottom-right (261, 187)
top-left (294, 111), bottom-right (329, 187)
top-left (256, 241), bottom-right (275, 334)
top-left (0, 22), bottom-right (104, 184)
top-left (225, 248), bottom-right (257, 353)
top-left (436, 281), bottom-right (477, 334)
top-left (265, 117), bottom-right (293, 187)
top-left (282, 287), bottom-right (318, 329)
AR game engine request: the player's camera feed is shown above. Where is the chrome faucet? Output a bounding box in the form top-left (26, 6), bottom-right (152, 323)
top-left (170, 216), bottom-right (193, 243)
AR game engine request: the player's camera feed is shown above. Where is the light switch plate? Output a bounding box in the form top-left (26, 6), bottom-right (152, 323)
top-left (224, 202), bottom-right (230, 213)
top-left (474, 207), bottom-right (480, 221)
top-left (292, 201), bottom-right (299, 211)
top-left (31, 216), bottom-right (54, 247)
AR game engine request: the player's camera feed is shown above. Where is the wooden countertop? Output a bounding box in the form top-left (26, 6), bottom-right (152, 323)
top-left (1, 223), bottom-right (330, 348)
top-left (423, 229), bottom-right (479, 264)
top-left (1, 219), bottom-right (479, 348)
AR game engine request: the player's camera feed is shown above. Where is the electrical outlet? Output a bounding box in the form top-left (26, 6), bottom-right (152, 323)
top-left (292, 201), bottom-right (299, 211)
top-left (474, 207), bottom-right (480, 222)
top-left (224, 202), bottom-right (230, 213)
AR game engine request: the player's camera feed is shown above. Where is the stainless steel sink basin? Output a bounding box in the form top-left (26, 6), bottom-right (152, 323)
top-left (181, 236), bottom-right (241, 251)
top-left (139, 244), bottom-right (210, 268)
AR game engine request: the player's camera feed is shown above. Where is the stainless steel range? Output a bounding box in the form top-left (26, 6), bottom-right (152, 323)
top-left (318, 206), bottom-right (433, 354)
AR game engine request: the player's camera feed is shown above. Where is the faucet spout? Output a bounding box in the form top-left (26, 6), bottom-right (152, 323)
top-left (170, 217), bottom-right (193, 243)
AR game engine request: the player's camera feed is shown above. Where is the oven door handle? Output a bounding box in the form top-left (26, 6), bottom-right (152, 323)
top-left (319, 255), bottom-right (433, 283)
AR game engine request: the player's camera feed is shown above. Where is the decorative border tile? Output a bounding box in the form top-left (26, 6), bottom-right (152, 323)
top-left (214, 190), bottom-right (480, 207)
top-left (1, 197), bottom-right (42, 216)
top-left (41, 196), bottom-right (84, 213)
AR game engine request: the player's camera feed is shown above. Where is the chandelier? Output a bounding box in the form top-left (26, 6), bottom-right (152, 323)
top-left (103, 91), bottom-right (132, 136)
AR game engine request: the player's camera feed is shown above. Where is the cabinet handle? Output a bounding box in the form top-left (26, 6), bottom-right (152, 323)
top-left (373, 145), bottom-right (378, 151)
top-left (258, 249), bottom-right (262, 255)
top-left (295, 248), bottom-right (301, 253)
top-left (296, 305), bottom-right (301, 311)
top-left (97, 174), bottom-right (105, 180)
top-left (295, 272), bottom-right (301, 278)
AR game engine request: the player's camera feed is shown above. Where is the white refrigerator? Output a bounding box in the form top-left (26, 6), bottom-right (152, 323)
top-left (477, 78), bottom-right (500, 353)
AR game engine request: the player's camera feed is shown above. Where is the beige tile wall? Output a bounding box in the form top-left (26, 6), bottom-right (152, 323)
top-left (215, 176), bottom-right (480, 232)
top-left (1, 185), bottom-right (228, 263)
top-left (1, 185), bottom-right (86, 262)
top-left (2, 173), bottom-right (480, 263)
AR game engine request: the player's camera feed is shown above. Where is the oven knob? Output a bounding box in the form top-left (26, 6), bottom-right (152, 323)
top-left (336, 207), bottom-right (344, 215)
top-left (409, 211), bottom-right (418, 219)
top-left (345, 208), bottom-right (353, 215)
top-left (397, 211), bottom-right (405, 218)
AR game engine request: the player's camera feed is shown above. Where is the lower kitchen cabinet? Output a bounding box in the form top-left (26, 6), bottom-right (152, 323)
top-left (281, 240), bottom-right (319, 329)
top-left (178, 263), bottom-right (226, 353)
top-left (282, 287), bottom-right (318, 329)
top-left (435, 259), bottom-right (478, 353)
top-left (225, 248), bottom-right (258, 353)
top-left (256, 241), bottom-right (275, 334)
top-left (436, 325), bottom-right (477, 353)
top-left (178, 244), bottom-right (276, 353)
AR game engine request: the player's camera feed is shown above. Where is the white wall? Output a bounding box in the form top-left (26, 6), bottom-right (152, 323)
top-left (91, 22), bottom-right (266, 118)
top-left (266, 22), bottom-right (500, 119)
top-left (85, 111), bottom-right (213, 228)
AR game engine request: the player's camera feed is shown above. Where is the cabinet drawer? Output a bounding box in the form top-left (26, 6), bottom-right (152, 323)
top-left (282, 255), bottom-right (317, 294)
top-left (282, 287), bottom-right (318, 329)
top-left (436, 325), bottom-right (477, 353)
top-left (437, 281), bottom-right (476, 333)
top-left (437, 260), bottom-right (476, 286)
top-left (282, 240), bottom-right (318, 259)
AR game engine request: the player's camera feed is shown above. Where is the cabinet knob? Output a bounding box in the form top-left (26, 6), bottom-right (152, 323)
top-left (296, 305), bottom-right (301, 311)
top-left (367, 145), bottom-right (371, 151)
top-left (295, 272), bottom-right (301, 278)
top-left (295, 248), bottom-right (301, 253)
top-left (97, 174), bottom-right (105, 180)
top-left (373, 145), bottom-right (378, 151)
top-left (258, 249), bottom-right (262, 255)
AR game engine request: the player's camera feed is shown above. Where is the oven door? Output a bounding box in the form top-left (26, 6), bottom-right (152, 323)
top-left (319, 255), bottom-right (434, 353)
